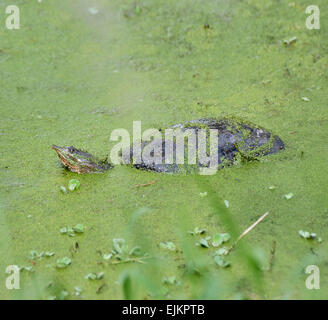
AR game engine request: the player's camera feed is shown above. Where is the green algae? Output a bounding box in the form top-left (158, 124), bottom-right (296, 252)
top-left (0, 0), bottom-right (328, 299)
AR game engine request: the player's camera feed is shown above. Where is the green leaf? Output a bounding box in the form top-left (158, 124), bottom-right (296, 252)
top-left (60, 225), bottom-right (83, 236)
top-left (198, 238), bottom-right (210, 248)
top-left (113, 238), bottom-right (125, 254)
top-left (129, 246), bottom-right (142, 257)
top-left (212, 233), bottom-right (231, 247)
top-left (85, 272), bottom-right (104, 280)
top-left (103, 253), bottom-right (112, 260)
top-left (73, 224), bottom-right (85, 233)
top-left (268, 186), bottom-right (276, 190)
top-left (108, 238), bottom-right (147, 262)
top-left (188, 227), bottom-right (206, 235)
top-left (299, 230), bottom-right (309, 238)
top-left (67, 227), bottom-right (75, 236)
top-left (222, 233), bottom-right (231, 242)
top-left (299, 230), bottom-right (317, 240)
top-left (68, 179), bottom-right (80, 191)
top-left (215, 247), bottom-right (228, 256)
top-left (18, 266), bottom-right (34, 272)
top-left (85, 273), bottom-right (97, 280)
top-left (56, 257), bottom-right (71, 268)
top-left (162, 276), bottom-right (177, 285)
top-left (60, 186), bottom-right (67, 193)
top-left (45, 251), bottom-right (55, 257)
top-left (283, 36), bottom-right (297, 46)
top-left (60, 227), bottom-right (67, 234)
top-left (224, 200), bottom-right (229, 208)
top-left (29, 250), bottom-right (38, 260)
top-left (159, 241), bottom-right (176, 251)
top-left (284, 192), bottom-right (294, 200)
top-left (214, 255), bottom-right (230, 268)
top-left (199, 192), bottom-right (207, 198)
top-left (73, 287), bottom-right (83, 296)
top-left (29, 250), bottom-right (46, 260)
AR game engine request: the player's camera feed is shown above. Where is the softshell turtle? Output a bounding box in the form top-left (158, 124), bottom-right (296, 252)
top-left (53, 118), bottom-right (284, 174)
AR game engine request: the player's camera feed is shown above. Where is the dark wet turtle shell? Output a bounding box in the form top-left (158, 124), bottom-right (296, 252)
top-left (123, 118), bottom-right (284, 174)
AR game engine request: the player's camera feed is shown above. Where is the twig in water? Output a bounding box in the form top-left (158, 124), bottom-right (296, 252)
top-left (134, 179), bottom-right (157, 188)
top-left (269, 240), bottom-right (276, 272)
top-left (225, 212), bottom-right (270, 255)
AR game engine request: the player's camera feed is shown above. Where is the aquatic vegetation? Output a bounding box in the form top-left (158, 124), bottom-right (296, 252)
top-left (68, 179), bottom-right (80, 191)
top-left (1, 0), bottom-right (327, 300)
top-left (56, 257), bottom-right (72, 269)
top-left (85, 272), bottom-right (104, 280)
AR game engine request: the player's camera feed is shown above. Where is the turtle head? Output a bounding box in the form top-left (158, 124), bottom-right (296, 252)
top-left (52, 145), bottom-right (110, 173)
